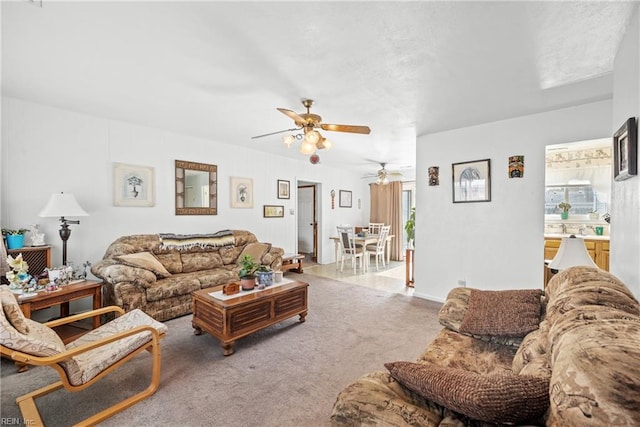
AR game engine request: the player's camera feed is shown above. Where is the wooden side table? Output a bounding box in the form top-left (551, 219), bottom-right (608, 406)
top-left (18, 280), bottom-right (103, 343)
top-left (282, 253), bottom-right (304, 274)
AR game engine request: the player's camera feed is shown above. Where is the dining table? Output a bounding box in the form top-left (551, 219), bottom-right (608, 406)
top-left (329, 234), bottom-right (394, 271)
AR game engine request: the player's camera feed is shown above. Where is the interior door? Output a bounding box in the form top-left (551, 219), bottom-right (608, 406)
top-left (297, 185), bottom-right (316, 257)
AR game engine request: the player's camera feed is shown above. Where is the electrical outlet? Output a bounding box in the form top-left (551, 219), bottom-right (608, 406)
top-left (458, 279), bottom-right (466, 287)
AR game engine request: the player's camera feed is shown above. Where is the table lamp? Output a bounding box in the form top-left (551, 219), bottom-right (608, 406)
top-left (39, 192), bottom-right (89, 266)
top-left (548, 235), bottom-right (598, 272)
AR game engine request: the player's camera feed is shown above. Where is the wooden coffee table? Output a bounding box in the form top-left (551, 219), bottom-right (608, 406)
top-left (192, 280), bottom-right (308, 356)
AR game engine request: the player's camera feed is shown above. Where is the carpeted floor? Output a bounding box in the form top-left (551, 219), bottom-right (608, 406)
top-left (1, 274), bottom-right (443, 426)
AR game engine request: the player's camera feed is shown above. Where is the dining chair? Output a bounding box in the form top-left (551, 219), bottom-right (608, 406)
top-left (365, 225), bottom-right (390, 271)
top-left (0, 285), bottom-right (167, 427)
top-left (336, 225), bottom-right (365, 272)
top-left (368, 223), bottom-right (384, 235)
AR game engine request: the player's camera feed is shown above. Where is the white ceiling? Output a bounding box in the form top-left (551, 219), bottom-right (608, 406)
top-left (2, 1), bottom-right (637, 181)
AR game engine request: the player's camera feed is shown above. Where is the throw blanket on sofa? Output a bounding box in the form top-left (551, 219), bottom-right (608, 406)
top-left (158, 230), bottom-right (235, 250)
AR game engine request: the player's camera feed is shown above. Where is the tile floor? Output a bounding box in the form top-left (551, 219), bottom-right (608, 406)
top-left (291, 253), bottom-right (413, 296)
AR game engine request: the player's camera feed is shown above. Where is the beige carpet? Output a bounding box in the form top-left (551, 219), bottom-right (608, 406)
top-left (1, 274), bottom-right (442, 426)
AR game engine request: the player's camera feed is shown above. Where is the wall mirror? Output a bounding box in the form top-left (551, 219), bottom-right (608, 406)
top-left (175, 160), bottom-right (217, 215)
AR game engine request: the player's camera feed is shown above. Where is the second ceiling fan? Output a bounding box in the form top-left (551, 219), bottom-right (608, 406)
top-left (252, 99), bottom-right (371, 155)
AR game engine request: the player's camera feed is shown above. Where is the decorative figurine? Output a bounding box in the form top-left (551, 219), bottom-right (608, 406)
top-left (29, 224), bottom-right (46, 246)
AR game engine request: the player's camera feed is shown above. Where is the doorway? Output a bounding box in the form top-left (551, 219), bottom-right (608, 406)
top-left (297, 182), bottom-right (319, 262)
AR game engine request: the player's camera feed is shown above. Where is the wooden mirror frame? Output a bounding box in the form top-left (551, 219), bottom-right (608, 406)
top-left (175, 160), bottom-right (218, 215)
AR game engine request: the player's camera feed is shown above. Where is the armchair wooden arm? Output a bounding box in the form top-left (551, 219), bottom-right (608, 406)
top-left (43, 305), bottom-right (125, 329)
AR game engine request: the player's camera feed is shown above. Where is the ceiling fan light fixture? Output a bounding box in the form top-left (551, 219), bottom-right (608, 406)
top-left (300, 140), bottom-right (316, 155)
top-left (376, 175), bottom-right (390, 185)
top-left (316, 137), bottom-right (333, 150)
top-left (304, 130), bottom-right (321, 145)
top-left (283, 134), bottom-right (295, 147)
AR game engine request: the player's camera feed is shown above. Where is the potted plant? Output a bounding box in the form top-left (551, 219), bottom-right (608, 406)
top-left (256, 265), bottom-right (274, 287)
top-left (238, 254), bottom-right (259, 290)
top-left (558, 202), bottom-right (571, 220)
top-left (2, 228), bottom-right (29, 250)
top-left (404, 207), bottom-right (415, 248)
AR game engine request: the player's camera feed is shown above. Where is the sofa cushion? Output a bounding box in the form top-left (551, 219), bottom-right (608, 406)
top-left (115, 252), bottom-right (171, 278)
top-left (239, 242), bottom-right (271, 264)
top-left (385, 361), bottom-right (549, 424)
top-left (0, 286), bottom-right (29, 334)
top-left (154, 252), bottom-right (183, 274)
top-left (417, 328), bottom-right (518, 374)
top-left (1, 311), bottom-right (65, 357)
top-left (145, 276), bottom-right (201, 302)
top-left (181, 252), bottom-right (224, 273)
top-left (458, 288), bottom-right (542, 337)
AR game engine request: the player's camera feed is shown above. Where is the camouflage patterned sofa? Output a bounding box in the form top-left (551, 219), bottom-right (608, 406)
top-left (331, 266), bottom-right (640, 426)
top-left (91, 230), bottom-right (283, 322)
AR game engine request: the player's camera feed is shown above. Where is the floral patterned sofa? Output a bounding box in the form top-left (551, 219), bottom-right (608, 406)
top-left (91, 230), bottom-right (283, 321)
top-left (331, 266), bottom-right (640, 426)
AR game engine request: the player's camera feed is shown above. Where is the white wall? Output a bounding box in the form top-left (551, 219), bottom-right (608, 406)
top-left (1, 97), bottom-right (370, 273)
top-left (610, 6), bottom-right (640, 297)
top-left (414, 100), bottom-right (613, 302)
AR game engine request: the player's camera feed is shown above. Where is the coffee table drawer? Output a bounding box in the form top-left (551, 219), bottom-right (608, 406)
top-left (275, 289), bottom-right (306, 316)
top-left (229, 300), bottom-right (271, 334)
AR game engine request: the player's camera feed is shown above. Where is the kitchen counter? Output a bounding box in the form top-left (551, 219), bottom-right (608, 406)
top-left (544, 233), bottom-right (610, 241)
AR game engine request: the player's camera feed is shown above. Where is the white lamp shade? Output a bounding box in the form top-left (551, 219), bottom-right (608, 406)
top-left (304, 130), bottom-right (321, 145)
top-left (282, 134), bottom-right (295, 146)
top-left (39, 193), bottom-right (89, 218)
top-left (299, 141), bottom-right (316, 155)
top-left (548, 236), bottom-right (597, 270)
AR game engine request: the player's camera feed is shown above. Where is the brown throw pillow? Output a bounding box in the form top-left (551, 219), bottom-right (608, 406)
top-left (385, 361), bottom-right (549, 424)
top-left (239, 242), bottom-right (271, 264)
top-left (115, 252), bottom-right (171, 278)
top-left (0, 286), bottom-right (30, 334)
top-left (459, 289), bottom-right (542, 337)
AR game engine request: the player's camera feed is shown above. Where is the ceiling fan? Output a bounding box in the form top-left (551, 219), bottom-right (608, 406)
top-left (363, 162), bottom-right (404, 185)
top-left (251, 99), bottom-right (371, 155)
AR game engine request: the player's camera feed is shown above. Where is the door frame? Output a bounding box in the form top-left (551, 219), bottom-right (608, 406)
top-left (296, 179), bottom-right (322, 263)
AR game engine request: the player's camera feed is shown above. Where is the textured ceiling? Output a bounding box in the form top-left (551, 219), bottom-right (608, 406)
top-left (2, 1), bottom-right (637, 180)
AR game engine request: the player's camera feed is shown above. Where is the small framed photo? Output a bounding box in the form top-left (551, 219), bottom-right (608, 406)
top-left (113, 163), bottom-right (155, 207)
top-left (613, 117), bottom-right (637, 181)
top-left (230, 177), bottom-right (253, 208)
top-left (339, 190), bottom-right (352, 208)
top-left (277, 180), bottom-right (290, 199)
top-left (452, 159), bottom-right (491, 203)
top-left (263, 205), bottom-right (284, 218)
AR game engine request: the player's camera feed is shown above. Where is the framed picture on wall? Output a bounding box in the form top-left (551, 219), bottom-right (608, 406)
top-left (613, 117), bottom-right (638, 181)
top-left (452, 159), bottom-right (491, 203)
top-left (263, 205), bottom-right (284, 218)
top-left (230, 177), bottom-right (253, 208)
top-left (113, 163), bottom-right (155, 207)
top-left (277, 180), bottom-right (290, 199)
top-left (339, 190), bottom-right (352, 208)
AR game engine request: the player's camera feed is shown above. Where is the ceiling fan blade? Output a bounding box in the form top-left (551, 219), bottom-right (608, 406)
top-left (277, 108), bottom-right (307, 126)
top-left (251, 128), bottom-right (299, 139)
top-left (320, 123), bottom-right (371, 134)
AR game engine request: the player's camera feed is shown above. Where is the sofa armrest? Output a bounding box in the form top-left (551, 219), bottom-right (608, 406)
top-left (262, 246), bottom-right (284, 271)
top-left (331, 370), bottom-right (445, 426)
top-left (91, 259), bottom-right (157, 289)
